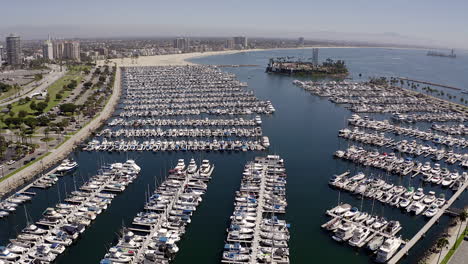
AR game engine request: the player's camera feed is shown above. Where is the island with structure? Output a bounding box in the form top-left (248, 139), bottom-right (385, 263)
top-left (266, 48), bottom-right (348, 77)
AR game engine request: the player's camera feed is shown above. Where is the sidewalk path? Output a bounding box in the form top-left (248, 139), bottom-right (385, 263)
top-left (0, 67), bottom-right (121, 196)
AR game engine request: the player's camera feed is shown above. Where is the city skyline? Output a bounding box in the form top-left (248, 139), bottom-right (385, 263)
top-left (1, 0), bottom-right (467, 49)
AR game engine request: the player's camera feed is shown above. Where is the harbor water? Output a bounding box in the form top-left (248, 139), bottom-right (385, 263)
top-left (1, 48), bottom-right (467, 264)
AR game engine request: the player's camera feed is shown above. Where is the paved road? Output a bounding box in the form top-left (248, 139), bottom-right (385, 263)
top-left (448, 239), bottom-right (468, 264)
top-left (0, 64), bottom-right (66, 106)
top-left (0, 67), bottom-right (121, 196)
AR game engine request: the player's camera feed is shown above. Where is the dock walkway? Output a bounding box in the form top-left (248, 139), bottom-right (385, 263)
top-left (388, 179), bottom-right (468, 264)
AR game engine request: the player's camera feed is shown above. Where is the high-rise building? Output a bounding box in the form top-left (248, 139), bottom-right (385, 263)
top-left (0, 45), bottom-right (3, 62)
top-left (298, 37), bottom-right (305, 47)
top-left (63, 41), bottom-right (80, 61)
top-left (233, 36), bottom-right (248, 49)
top-left (6, 34), bottom-right (22, 66)
top-left (173, 37), bottom-right (190, 51)
top-left (312, 48), bottom-right (319, 66)
top-left (42, 36), bottom-right (54, 60)
top-left (225, 39), bottom-right (234, 49)
top-left (53, 40), bottom-right (65, 60)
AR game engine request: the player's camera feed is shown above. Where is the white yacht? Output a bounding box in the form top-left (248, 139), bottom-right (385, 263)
top-left (348, 227), bottom-right (371, 247)
top-left (422, 191), bottom-right (436, 205)
top-left (175, 159), bottom-right (186, 171)
top-left (407, 202), bottom-right (426, 215)
top-left (186, 158), bottom-right (198, 174)
top-left (332, 222), bottom-right (356, 242)
top-left (199, 160), bottom-right (214, 177)
top-left (56, 159), bottom-right (78, 173)
top-left (375, 237), bottom-right (402, 263)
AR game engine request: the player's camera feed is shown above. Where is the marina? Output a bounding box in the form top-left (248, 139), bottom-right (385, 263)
top-left (323, 204), bottom-right (404, 262)
top-left (85, 65), bottom-right (273, 153)
top-left (0, 159), bottom-right (78, 219)
top-left (100, 158), bottom-right (214, 263)
top-left (329, 172), bottom-right (450, 217)
top-left (293, 80), bottom-right (468, 115)
top-left (222, 155), bottom-right (289, 264)
top-left (0, 160), bottom-right (141, 263)
top-left (338, 127), bottom-right (467, 167)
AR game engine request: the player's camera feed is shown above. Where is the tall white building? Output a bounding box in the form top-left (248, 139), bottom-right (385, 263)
top-left (42, 37), bottom-right (54, 60)
top-left (173, 37), bottom-right (190, 51)
top-left (63, 41), bottom-right (80, 61)
top-left (6, 34), bottom-right (22, 65)
top-left (233, 36), bottom-right (248, 49)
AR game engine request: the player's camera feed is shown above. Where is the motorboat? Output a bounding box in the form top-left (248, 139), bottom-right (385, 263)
top-left (422, 191), bottom-right (436, 205)
top-left (332, 222), bottom-right (356, 242)
top-left (56, 159), bottom-right (78, 173)
top-left (412, 188), bottom-right (424, 201)
top-left (407, 202), bottom-right (426, 215)
top-left (367, 235), bottom-right (384, 251)
top-left (375, 237), bottom-right (402, 263)
top-left (348, 227), bottom-right (371, 247)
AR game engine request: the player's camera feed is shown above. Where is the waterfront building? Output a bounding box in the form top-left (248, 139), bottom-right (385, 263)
top-left (6, 34), bottom-right (22, 65)
top-left (225, 39), bottom-right (234, 49)
top-left (233, 36), bottom-right (248, 49)
top-left (63, 41), bottom-right (81, 61)
top-left (173, 37), bottom-right (190, 51)
top-left (298, 37), bottom-right (305, 47)
top-left (42, 37), bottom-right (54, 60)
top-left (312, 48), bottom-right (319, 65)
top-left (97, 47), bottom-right (108, 56)
top-left (53, 40), bottom-right (65, 60)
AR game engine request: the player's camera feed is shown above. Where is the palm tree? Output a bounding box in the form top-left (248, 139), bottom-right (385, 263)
top-left (457, 210), bottom-right (468, 239)
top-left (436, 237), bottom-right (449, 264)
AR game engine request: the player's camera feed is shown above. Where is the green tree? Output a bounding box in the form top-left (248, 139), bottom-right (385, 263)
top-left (436, 237), bottom-right (449, 264)
top-left (30, 100), bottom-right (37, 111)
top-left (24, 117), bottom-right (38, 129)
top-left (18, 110), bottom-right (27, 118)
top-left (36, 102), bottom-right (48, 113)
top-left (59, 103), bottom-right (77, 113)
top-left (456, 210), bottom-right (468, 241)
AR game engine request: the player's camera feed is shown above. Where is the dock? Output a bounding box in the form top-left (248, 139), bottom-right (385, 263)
top-left (222, 155), bottom-right (289, 263)
top-left (388, 179), bottom-right (468, 264)
top-left (397, 77), bottom-right (462, 91)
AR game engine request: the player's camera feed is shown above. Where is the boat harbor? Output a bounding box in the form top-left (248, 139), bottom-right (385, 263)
top-left (100, 158), bottom-right (214, 264)
top-left (0, 160), bottom-right (141, 263)
top-left (329, 172), bottom-right (449, 217)
top-left (0, 159), bottom-right (78, 219)
top-left (290, 77), bottom-right (467, 263)
top-left (322, 203), bottom-right (404, 262)
top-left (292, 80), bottom-right (468, 116)
top-left (222, 155), bottom-right (290, 264)
top-left (348, 115), bottom-right (467, 148)
top-left (338, 127), bottom-right (467, 167)
top-left (85, 65), bottom-right (273, 153)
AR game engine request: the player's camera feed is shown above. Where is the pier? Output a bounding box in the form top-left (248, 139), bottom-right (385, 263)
top-left (388, 179), bottom-right (468, 264)
top-left (397, 77), bottom-right (462, 91)
top-left (222, 155), bottom-right (289, 263)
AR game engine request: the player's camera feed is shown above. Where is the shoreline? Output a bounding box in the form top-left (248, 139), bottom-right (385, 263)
top-left (423, 216), bottom-right (467, 264)
top-left (99, 46), bottom-right (428, 67)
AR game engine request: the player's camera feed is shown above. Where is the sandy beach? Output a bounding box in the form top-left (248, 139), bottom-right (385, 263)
top-left (99, 46), bottom-right (419, 67)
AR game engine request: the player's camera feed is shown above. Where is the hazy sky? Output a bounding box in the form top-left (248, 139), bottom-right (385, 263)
top-left (1, 0), bottom-right (467, 48)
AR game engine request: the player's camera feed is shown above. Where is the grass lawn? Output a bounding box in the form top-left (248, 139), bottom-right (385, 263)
top-left (440, 227), bottom-right (468, 264)
top-left (0, 70), bottom-right (84, 126)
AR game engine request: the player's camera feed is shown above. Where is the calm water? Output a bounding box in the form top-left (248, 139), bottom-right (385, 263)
top-left (1, 48), bottom-right (467, 264)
